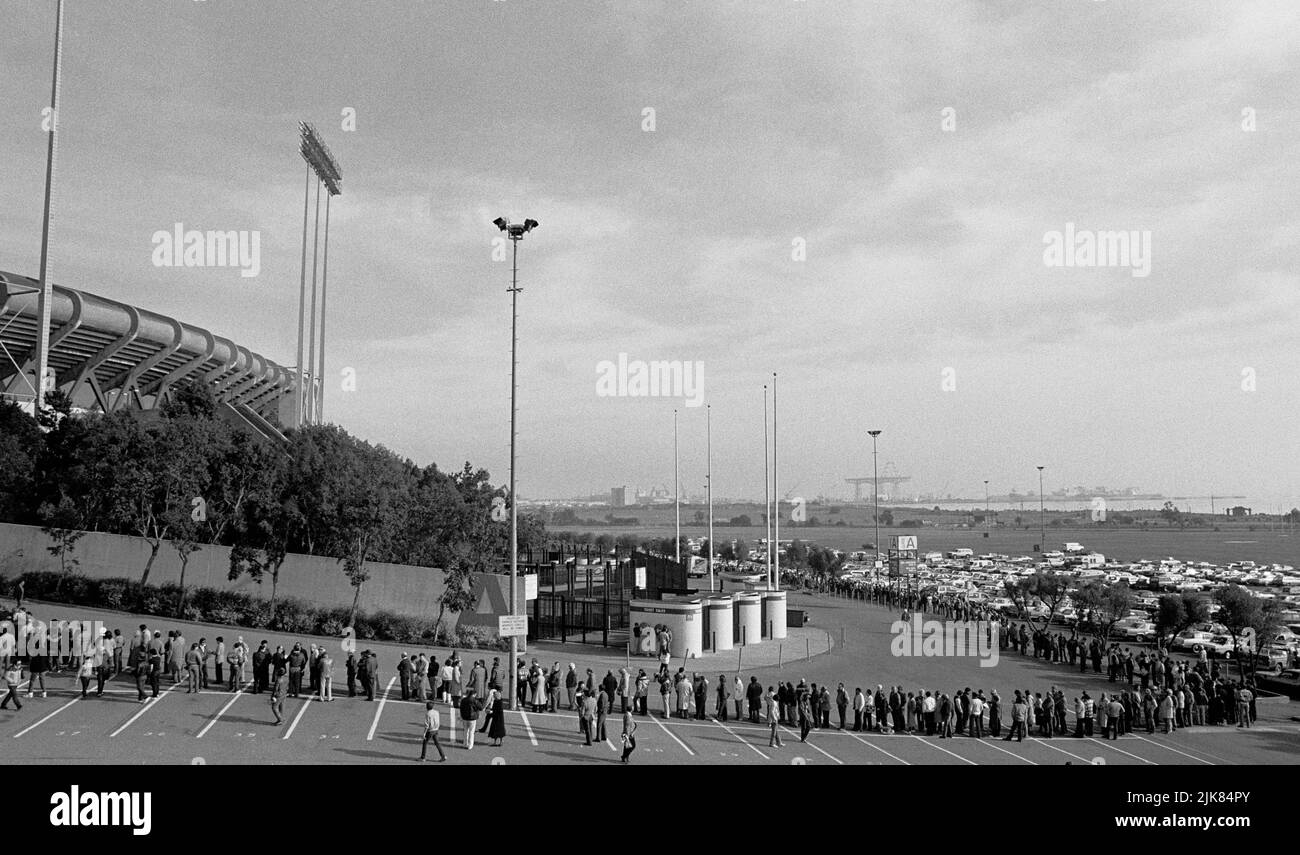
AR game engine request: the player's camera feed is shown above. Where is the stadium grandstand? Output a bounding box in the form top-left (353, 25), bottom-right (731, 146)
top-left (0, 269), bottom-right (299, 441)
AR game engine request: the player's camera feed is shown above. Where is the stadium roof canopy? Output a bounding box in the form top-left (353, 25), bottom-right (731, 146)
top-left (0, 270), bottom-right (296, 440)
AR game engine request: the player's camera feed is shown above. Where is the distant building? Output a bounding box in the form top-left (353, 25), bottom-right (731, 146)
top-left (610, 486), bottom-right (627, 507)
top-left (1227, 506), bottom-right (1251, 517)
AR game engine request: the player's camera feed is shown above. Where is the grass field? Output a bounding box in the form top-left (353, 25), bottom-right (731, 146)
top-left (552, 524), bottom-right (1300, 567)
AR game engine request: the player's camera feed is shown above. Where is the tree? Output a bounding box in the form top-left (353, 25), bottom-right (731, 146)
top-left (1160, 501), bottom-right (1184, 530)
top-left (879, 509), bottom-right (894, 526)
top-left (1154, 592), bottom-right (1209, 648)
top-left (1214, 585), bottom-right (1260, 679)
top-left (39, 496), bottom-right (86, 592)
top-left (1074, 580), bottom-right (1134, 644)
top-left (167, 511), bottom-right (202, 618)
top-left (1005, 571), bottom-right (1072, 631)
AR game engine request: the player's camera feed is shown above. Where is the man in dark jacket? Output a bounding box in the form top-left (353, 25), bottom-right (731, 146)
top-left (835, 683), bottom-right (849, 730)
top-left (345, 653), bottom-right (357, 697)
top-left (287, 644), bottom-right (307, 697)
top-left (397, 653), bottom-right (412, 701)
top-left (746, 677), bottom-right (764, 723)
top-left (357, 650), bottom-right (372, 700)
top-left (367, 651), bottom-right (380, 700)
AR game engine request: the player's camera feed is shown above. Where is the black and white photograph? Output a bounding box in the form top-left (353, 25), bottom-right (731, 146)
top-left (1, 0), bottom-right (1297, 831)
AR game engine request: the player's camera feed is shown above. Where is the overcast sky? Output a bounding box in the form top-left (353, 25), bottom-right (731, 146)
top-left (2, 0), bottom-right (1298, 506)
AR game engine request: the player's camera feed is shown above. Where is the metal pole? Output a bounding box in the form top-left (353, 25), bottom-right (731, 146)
top-left (1037, 466), bottom-right (1045, 552)
top-left (707, 404), bottom-right (713, 593)
top-left (764, 385), bottom-right (770, 586)
top-left (872, 432), bottom-right (880, 568)
top-left (32, 0), bottom-right (66, 419)
top-left (508, 235), bottom-right (520, 710)
top-left (674, 409), bottom-right (680, 568)
top-left (773, 373), bottom-right (780, 590)
top-left (294, 166), bottom-right (311, 428)
top-left (316, 192), bottom-right (331, 424)
top-left (985, 480), bottom-right (990, 534)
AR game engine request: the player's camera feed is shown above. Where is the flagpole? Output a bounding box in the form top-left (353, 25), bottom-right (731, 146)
top-left (773, 372), bottom-right (780, 591)
top-left (674, 408), bottom-right (680, 569)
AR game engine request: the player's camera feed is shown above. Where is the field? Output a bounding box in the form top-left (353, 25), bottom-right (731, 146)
top-left (552, 523), bottom-right (1300, 568)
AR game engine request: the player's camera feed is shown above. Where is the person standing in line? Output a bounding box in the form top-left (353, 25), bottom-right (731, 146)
top-left (835, 683), bottom-right (849, 730)
top-left (488, 687), bottom-right (507, 746)
top-left (969, 692), bottom-right (985, 738)
top-left (26, 648), bottom-right (49, 699)
top-left (619, 708), bottom-right (638, 763)
top-left (270, 667), bottom-right (288, 725)
top-left (1004, 691), bottom-right (1026, 743)
top-left (765, 686), bottom-right (783, 748)
top-left (414, 653), bottom-right (429, 703)
top-left (597, 686), bottom-right (611, 742)
top-left (852, 687), bottom-right (866, 732)
top-left (420, 701), bottom-right (446, 761)
top-left (1107, 696), bottom-right (1123, 740)
top-left (797, 683), bottom-right (813, 742)
top-left (581, 687), bottom-right (598, 746)
top-left (185, 643), bottom-right (202, 694)
top-left (77, 655), bottom-right (94, 699)
top-left (565, 663), bottom-right (578, 710)
top-left (460, 689), bottom-right (481, 750)
top-left (635, 669), bottom-right (649, 716)
top-left (397, 652), bottom-right (412, 701)
top-left (318, 651), bottom-right (334, 702)
top-left (716, 674), bottom-right (730, 721)
top-left (937, 693), bottom-right (953, 738)
top-left (734, 674), bottom-right (745, 721)
top-left (345, 652), bottom-right (357, 698)
top-left (1236, 684), bottom-right (1253, 729)
top-left (197, 638), bottom-right (212, 690)
top-left (214, 637), bottom-right (226, 687)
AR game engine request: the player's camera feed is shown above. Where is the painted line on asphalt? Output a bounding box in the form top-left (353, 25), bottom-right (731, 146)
top-left (110, 683), bottom-right (181, 738)
top-left (1028, 738), bottom-right (1094, 763)
top-left (518, 711), bottom-right (538, 746)
top-left (968, 737), bottom-right (1038, 765)
top-left (12, 697), bottom-right (79, 738)
top-left (909, 735), bottom-right (977, 765)
top-left (647, 713), bottom-right (694, 756)
top-left (1129, 733), bottom-right (1214, 765)
top-left (366, 676), bottom-right (398, 741)
top-left (196, 682), bottom-right (251, 739)
top-left (779, 724), bottom-right (844, 764)
top-left (710, 717), bottom-right (769, 760)
top-left (844, 730), bottom-right (911, 764)
top-left (283, 697), bottom-right (313, 739)
top-left (1089, 736), bottom-right (1156, 765)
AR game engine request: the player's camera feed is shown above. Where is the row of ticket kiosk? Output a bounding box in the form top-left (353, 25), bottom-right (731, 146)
top-left (628, 589), bottom-right (787, 659)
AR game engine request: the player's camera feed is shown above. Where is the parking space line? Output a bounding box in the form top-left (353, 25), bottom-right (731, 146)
top-left (283, 697), bottom-right (312, 739)
top-left (1089, 737), bottom-right (1156, 764)
top-left (1028, 738), bottom-right (1094, 763)
top-left (710, 717), bottom-right (769, 760)
top-left (647, 713), bottom-right (694, 756)
top-left (1129, 733), bottom-right (1214, 764)
top-left (844, 731), bottom-right (911, 764)
top-left (365, 676), bottom-right (398, 741)
top-left (909, 735), bottom-right (978, 765)
top-left (518, 711), bottom-right (538, 746)
top-left (110, 684), bottom-right (181, 738)
top-left (196, 681), bottom-right (250, 739)
top-left (779, 725), bottom-right (844, 764)
top-left (964, 736), bottom-right (1038, 765)
top-left (12, 697), bottom-right (80, 738)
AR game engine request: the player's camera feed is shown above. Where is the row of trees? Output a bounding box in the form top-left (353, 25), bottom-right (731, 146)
top-left (0, 385), bottom-right (545, 630)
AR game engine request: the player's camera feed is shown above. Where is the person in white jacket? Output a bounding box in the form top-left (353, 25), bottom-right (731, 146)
top-left (733, 675), bottom-right (744, 721)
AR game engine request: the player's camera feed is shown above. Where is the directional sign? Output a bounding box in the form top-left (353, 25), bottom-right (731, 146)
top-left (524, 573), bottom-right (538, 601)
top-left (498, 615), bottom-right (528, 637)
top-left (894, 535), bottom-right (918, 551)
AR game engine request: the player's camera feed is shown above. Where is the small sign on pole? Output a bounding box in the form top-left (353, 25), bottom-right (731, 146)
top-left (634, 567), bottom-right (647, 589)
top-left (498, 615), bottom-right (528, 637)
top-left (524, 573), bottom-right (538, 601)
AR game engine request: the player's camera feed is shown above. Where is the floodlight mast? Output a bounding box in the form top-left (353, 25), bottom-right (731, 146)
top-left (295, 122), bottom-right (341, 428)
top-left (493, 216), bottom-right (538, 711)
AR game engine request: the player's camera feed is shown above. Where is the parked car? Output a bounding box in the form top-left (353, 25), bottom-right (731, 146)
top-left (1113, 618), bottom-right (1156, 643)
top-left (1172, 630), bottom-right (1217, 653)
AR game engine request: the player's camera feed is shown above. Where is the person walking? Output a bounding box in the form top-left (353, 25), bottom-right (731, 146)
top-left (797, 684), bottom-right (813, 742)
top-left (270, 668), bottom-right (288, 725)
top-left (619, 708), bottom-right (638, 763)
top-left (0, 662), bottom-right (22, 710)
top-left (419, 701), bottom-right (446, 761)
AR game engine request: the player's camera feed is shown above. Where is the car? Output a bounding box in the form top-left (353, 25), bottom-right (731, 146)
top-left (1252, 645), bottom-right (1294, 672)
top-left (1113, 619), bottom-right (1156, 643)
top-left (1173, 630), bottom-right (1217, 652)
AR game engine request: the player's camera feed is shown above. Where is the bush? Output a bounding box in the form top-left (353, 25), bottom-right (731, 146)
top-left (10, 571), bottom-right (503, 651)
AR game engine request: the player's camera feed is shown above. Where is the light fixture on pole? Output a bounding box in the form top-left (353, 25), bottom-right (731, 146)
top-left (869, 430), bottom-right (882, 583)
top-left (493, 215), bottom-right (538, 712)
top-left (1037, 465), bottom-right (1045, 554)
top-left (32, 0), bottom-right (66, 420)
top-left (984, 479), bottom-right (990, 533)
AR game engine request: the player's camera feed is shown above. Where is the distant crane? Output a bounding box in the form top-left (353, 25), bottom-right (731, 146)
top-left (845, 462), bottom-right (910, 502)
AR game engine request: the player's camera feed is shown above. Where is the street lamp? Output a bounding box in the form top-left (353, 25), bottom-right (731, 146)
top-left (984, 480), bottom-right (990, 534)
top-left (869, 430), bottom-right (882, 583)
top-left (493, 215), bottom-right (539, 711)
top-left (1037, 466), bottom-right (1045, 554)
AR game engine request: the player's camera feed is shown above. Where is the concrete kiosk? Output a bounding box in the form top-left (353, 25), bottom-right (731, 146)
top-left (629, 598), bottom-right (702, 659)
top-left (704, 595), bottom-right (734, 652)
top-left (733, 592), bottom-right (762, 646)
top-left (761, 589), bottom-right (788, 640)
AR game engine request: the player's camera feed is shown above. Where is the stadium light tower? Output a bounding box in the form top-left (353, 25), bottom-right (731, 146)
top-left (295, 122), bottom-right (341, 428)
top-left (494, 215), bottom-right (538, 711)
top-left (32, 0), bottom-right (66, 420)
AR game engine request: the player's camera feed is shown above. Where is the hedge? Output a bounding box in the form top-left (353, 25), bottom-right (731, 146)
top-left (0, 571), bottom-right (509, 652)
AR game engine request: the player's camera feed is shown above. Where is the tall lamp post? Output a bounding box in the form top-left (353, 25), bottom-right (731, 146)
top-left (493, 216), bottom-right (538, 711)
top-left (1036, 466), bottom-right (1045, 554)
top-left (706, 404), bottom-right (713, 593)
top-left (869, 430), bottom-right (882, 583)
top-left (984, 480), bottom-right (990, 533)
top-left (32, 0), bottom-right (66, 419)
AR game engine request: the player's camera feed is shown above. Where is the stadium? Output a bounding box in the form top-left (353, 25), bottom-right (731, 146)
top-left (0, 269), bottom-right (297, 440)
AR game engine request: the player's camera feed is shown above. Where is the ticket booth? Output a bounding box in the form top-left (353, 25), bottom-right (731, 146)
top-left (761, 589), bottom-right (788, 640)
top-left (733, 592), bottom-right (761, 646)
top-left (629, 598), bottom-right (702, 659)
top-left (703, 595), bottom-right (734, 652)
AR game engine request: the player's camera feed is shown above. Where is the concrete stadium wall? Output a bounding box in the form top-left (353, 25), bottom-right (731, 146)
top-left (0, 521), bottom-right (464, 620)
